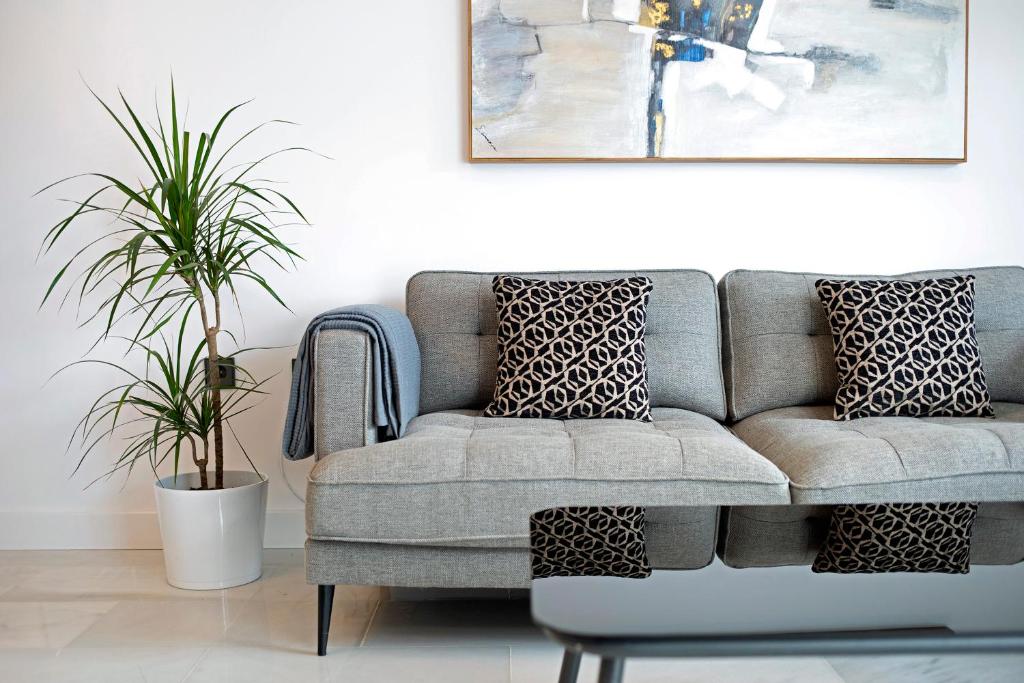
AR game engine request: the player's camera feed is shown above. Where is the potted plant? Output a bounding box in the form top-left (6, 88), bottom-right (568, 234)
top-left (39, 82), bottom-right (308, 589)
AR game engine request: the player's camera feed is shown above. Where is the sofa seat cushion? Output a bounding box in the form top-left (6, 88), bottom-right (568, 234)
top-left (733, 403), bottom-right (1024, 504)
top-left (306, 408), bottom-right (789, 545)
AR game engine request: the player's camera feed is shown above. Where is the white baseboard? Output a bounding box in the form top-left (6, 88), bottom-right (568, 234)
top-left (0, 509), bottom-right (306, 550)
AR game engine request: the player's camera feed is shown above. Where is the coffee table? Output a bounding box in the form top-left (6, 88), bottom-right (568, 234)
top-left (531, 570), bottom-right (1024, 683)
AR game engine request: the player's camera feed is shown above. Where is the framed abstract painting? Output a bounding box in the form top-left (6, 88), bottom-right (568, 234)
top-left (468, 0), bottom-right (968, 162)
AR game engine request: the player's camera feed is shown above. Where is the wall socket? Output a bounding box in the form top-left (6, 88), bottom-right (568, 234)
top-left (204, 356), bottom-right (236, 389)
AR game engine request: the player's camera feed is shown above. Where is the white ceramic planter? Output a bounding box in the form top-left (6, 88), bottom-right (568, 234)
top-left (154, 470), bottom-right (268, 590)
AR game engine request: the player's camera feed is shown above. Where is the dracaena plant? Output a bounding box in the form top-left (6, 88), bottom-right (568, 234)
top-left (39, 81), bottom-right (308, 489)
top-left (62, 307), bottom-right (268, 489)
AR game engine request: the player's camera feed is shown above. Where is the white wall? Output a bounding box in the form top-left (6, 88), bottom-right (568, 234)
top-left (0, 0), bottom-right (1022, 549)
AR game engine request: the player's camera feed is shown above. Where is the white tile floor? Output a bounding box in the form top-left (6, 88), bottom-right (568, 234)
top-left (0, 549), bottom-right (1021, 682)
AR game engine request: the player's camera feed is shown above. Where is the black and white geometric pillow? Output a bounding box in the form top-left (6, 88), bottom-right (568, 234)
top-left (484, 275), bottom-right (654, 421)
top-left (815, 276), bottom-right (994, 420)
top-left (529, 507), bottom-right (652, 579)
top-left (812, 502), bottom-right (978, 574)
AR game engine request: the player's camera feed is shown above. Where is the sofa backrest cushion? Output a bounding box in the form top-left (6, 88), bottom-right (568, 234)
top-left (720, 267), bottom-right (1024, 421)
top-left (407, 270), bottom-right (727, 420)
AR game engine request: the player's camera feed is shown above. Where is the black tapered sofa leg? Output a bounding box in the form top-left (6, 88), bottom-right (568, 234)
top-left (317, 584), bottom-right (335, 656)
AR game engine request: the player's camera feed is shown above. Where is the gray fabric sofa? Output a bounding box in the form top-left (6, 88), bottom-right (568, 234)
top-left (304, 267), bottom-right (1024, 590)
top-left (717, 267), bottom-right (1024, 568)
top-left (305, 270), bottom-right (790, 591)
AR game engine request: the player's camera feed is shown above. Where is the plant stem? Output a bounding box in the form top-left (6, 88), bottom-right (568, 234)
top-left (190, 276), bottom-right (224, 491)
top-left (212, 289), bottom-right (224, 490)
top-left (188, 434), bottom-right (209, 490)
top-left (206, 325), bottom-right (224, 491)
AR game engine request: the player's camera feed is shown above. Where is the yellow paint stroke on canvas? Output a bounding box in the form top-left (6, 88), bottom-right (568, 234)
top-left (727, 2), bottom-right (755, 22)
top-left (653, 41), bottom-right (676, 59)
top-left (642, 1), bottom-right (672, 28)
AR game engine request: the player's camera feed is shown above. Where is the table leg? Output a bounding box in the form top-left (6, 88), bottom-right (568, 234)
top-left (558, 649), bottom-right (582, 683)
top-left (597, 657), bottom-right (625, 683)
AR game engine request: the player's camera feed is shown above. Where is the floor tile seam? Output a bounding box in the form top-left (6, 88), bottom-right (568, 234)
top-left (179, 646), bottom-right (214, 683)
top-left (822, 656), bottom-right (850, 683)
top-left (358, 598), bottom-right (383, 647)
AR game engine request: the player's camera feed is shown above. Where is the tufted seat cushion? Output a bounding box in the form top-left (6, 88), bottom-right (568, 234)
top-left (732, 402), bottom-right (1024, 504)
top-left (306, 408), bottom-right (789, 546)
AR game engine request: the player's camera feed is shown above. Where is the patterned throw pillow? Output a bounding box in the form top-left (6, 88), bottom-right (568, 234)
top-left (529, 507), bottom-right (652, 579)
top-left (484, 275), bottom-right (654, 420)
top-left (815, 276), bottom-right (993, 420)
top-left (812, 503), bottom-right (978, 574)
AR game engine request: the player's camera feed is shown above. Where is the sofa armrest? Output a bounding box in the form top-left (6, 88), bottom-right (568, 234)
top-left (314, 328), bottom-right (379, 459)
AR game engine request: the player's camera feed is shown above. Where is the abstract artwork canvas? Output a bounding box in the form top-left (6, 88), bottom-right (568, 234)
top-left (469, 0), bottom-right (968, 161)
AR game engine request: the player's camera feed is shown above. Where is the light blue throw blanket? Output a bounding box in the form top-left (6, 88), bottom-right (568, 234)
top-left (282, 305), bottom-right (420, 460)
